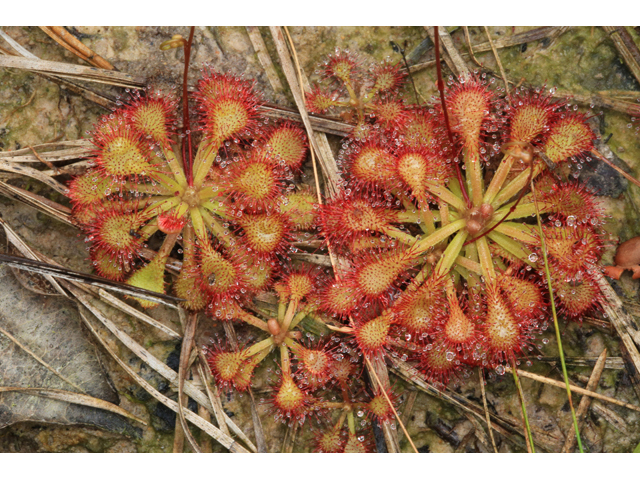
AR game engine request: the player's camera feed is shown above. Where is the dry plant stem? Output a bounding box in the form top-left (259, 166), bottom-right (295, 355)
top-left (172, 403), bottom-right (186, 452)
top-left (176, 310), bottom-right (202, 453)
top-left (508, 367), bottom-right (640, 412)
top-left (483, 27), bottom-right (511, 104)
top-left (590, 402), bottom-right (628, 434)
top-left (27, 145), bottom-right (57, 172)
top-left (270, 26), bottom-right (340, 196)
top-left (397, 390), bottom-right (418, 444)
top-left (0, 56), bottom-right (144, 88)
top-left (364, 353), bottom-right (401, 452)
top-left (75, 308), bottom-right (248, 452)
top-left (589, 149), bottom-right (640, 189)
top-left (593, 271), bottom-right (640, 374)
top-left (245, 27), bottom-right (284, 93)
top-left (553, 90), bottom-right (640, 117)
top-left (248, 388), bottom-right (268, 452)
top-left (281, 422), bottom-right (298, 453)
top-left (601, 27), bottom-right (640, 87)
top-left (405, 27), bottom-right (568, 75)
top-left (196, 360), bottom-right (231, 438)
top-left (3, 208), bottom-right (252, 448)
top-left (463, 26), bottom-right (483, 68)
top-left (540, 355), bottom-right (622, 369)
top-left (68, 283), bottom-right (212, 408)
top-left (97, 289), bottom-right (181, 339)
top-left (51, 28), bottom-right (113, 70)
top-left (479, 368), bottom-right (498, 452)
top-left (0, 160), bottom-right (69, 195)
top-left (261, 104), bottom-right (351, 136)
top-left (427, 26), bottom-right (470, 78)
top-left (510, 358), bottom-right (535, 453)
top-left (531, 180), bottom-right (584, 452)
top-left (562, 348), bottom-right (607, 452)
top-left (390, 357), bottom-right (548, 451)
top-left (222, 321), bottom-right (267, 452)
top-left (364, 354), bottom-right (418, 453)
top-left (0, 217), bottom-right (66, 295)
top-left (278, 28), bottom-right (338, 273)
top-left (0, 68), bottom-right (99, 122)
top-left (195, 400), bottom-right (213, 452)
top-left (0, 325), bottom-right (84, 392)
top-left (0, 139), bottom-right (92, 161)
top-left (473, 26), bottom-right (569, 53)
top-left (0, 387), bottom-right (146, 424)
top-left (195, 360), bottom-right (256, 451)
top-left (619, 342), bottom-right (640, 404)
top-left (190, 367), bottom-right (212, 452)
top-left (39, 27), bottom-right (115, 70)
top-left (38, 163), bottom-right (92, 177)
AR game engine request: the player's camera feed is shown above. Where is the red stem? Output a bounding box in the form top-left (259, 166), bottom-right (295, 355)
top-left (182, 27), bottom-right (195, 187)
top-left (433, 26), bottom-right (471, 208)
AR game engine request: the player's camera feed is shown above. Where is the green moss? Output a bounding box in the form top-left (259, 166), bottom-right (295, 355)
top-left (111, 27), bottom-right (131, 52)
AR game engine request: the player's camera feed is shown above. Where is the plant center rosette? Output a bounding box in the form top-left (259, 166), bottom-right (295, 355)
top-left (313, 51), bottom-right (607, 384)
top-left (68, 71), bottom-right (312, 313)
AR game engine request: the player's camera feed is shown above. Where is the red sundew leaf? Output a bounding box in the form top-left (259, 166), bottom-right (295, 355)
top-left (481, 284), bottom-right (530, 363)
top-left (354, 311), bottom-right (394, 355)
top-left (552, 270), bottom-right (603, 321)
top-left (223, 153), bottom-right (285, 210)
top-left (416, 338), bottom-right (462, 386)
top-left (392, 275), bottom-right (447, 336)
top-left (272, 374), bottom-right (312, 423)
top-left (323, 50), bottom-right (362, 84)
top-left (321, 195), bottom-right (397, 250)
top-left (345, 247), bottom-right (415, 307)
top-left (537, 223), bottom-right (603, 280)
top-left (236, 212), bottom-right (291, 258)
top-left (197, 241), bottom-right (247, 301)
top-left (66, 171), bottom-right (112, 207)
top-left (498, 272), bottom-right (547, 325)
top-left (279, 189), bottom-right (318, 230)
top-left (507, 88), bottom-right (560, 144)
top-left (195, 69), bottom-right (261, 144)
top-left (261, 122), bottom-right (308, 171)
top-left (92, 122), bottom-right (158, 178)
top-left (370, 60), bottom-right (406, 94)
top-left (540, 181), bottom-right (603, 224)
top-left (344, 139), bottom-right (398, 192)
top-left (366, 98), bottom-right (409, 131)
top-left (543, 113), bottom-right (595, 164)
top-left (274, 263), bottom-right (325, 303)
top-left (125, 89), bottom-right (178, 146)
top-left (305, 85), bottom-right (340, 114)
top-left (314, 429), bottom-right (345, 453)
top-left (446, 76), bottom-right (494, 152)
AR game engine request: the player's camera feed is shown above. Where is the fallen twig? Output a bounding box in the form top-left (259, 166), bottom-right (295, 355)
top-left (0, 387), bottom-right (146, 425)
top-left (562, 349), bottom-right (607, 452)
top-left (506, 366), bottom-right (640, 413)
top-left (0, 55), bottom-right (144, 88)
top-left (39, 27), bottom-right (115, 70)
